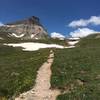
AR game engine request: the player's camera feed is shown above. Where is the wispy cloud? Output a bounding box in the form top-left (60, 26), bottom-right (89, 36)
top-left (68, 16), bottom-right (100, 28)
top-left (51, 32), bottom-right (65, 39)
top-left (70, 28), bottom-right (98, 38)
top-left (0, 22), bottom-right (4, 26)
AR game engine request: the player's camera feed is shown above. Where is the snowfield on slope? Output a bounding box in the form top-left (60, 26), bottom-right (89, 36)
top-left (68, 40), bottom-right (79, 45)
top-left (4, 42), bottom-right (75, 51)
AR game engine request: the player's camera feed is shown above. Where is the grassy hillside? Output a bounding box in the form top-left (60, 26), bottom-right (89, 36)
top-left (0, 45), bottom-right (50, 99)
top-left (51, 36), bottom-right (100, 100)
top-left (76, 34), bottom-right (100, 48)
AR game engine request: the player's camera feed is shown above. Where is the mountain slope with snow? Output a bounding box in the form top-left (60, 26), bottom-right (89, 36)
top-left (0, 16), bottom-right (48, 40)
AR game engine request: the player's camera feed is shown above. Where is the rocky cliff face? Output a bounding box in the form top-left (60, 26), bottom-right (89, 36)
top-left (0, 16), bottom-right (48, 40)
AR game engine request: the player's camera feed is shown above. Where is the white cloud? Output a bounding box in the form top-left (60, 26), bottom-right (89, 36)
top-left (0, 22), bottom-right (4, 26)
top-left (70, 28), bottom-right (98, 38)
top-left (89, 16), bottom-right (100, 25)
top-left (68, 16), bottom-right (100, 28)
top-left (69, 19), bottom-right (88, 27)
top-left (51, 32), bottom-right (65, 40)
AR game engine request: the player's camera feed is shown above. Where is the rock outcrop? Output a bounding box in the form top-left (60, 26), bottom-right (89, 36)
top-left (0, 16), bottom-right (48, 40)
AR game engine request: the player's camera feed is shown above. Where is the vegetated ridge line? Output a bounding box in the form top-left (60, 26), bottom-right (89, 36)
top-left (15, 50), bottom-right (60, 100)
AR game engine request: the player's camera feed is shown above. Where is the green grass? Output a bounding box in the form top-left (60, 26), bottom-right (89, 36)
top-left (1, 34), bottom-right (100, 100)
top-left (0, 45), bottom-right (50, 99)
top-left (51, 37), bottom-right (100, 100)
top-left (76, 34), bottom-right (100, 47)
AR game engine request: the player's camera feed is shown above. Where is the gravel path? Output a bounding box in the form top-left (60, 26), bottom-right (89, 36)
top-left (15, 50), bottom-right (60, 100)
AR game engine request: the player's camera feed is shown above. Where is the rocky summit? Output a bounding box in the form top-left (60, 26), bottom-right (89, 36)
top-left (0, 16), bottom-right (48, 40)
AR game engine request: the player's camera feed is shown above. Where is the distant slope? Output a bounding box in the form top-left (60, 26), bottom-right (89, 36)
top-left (76, 33), bottom-right (100, 47)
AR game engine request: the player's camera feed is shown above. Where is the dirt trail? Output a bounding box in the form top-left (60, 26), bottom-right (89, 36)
top-left (15, 50), bottom-right (60, 100)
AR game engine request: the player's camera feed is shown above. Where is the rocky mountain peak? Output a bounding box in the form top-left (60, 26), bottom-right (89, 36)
top-left (7, 16), bottom-right (40, 25)
top-left (0, 16), bottom-right (48, 40)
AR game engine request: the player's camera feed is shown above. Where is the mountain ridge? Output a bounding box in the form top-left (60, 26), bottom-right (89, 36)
top-left (0, 16), bottom-right (48, 40)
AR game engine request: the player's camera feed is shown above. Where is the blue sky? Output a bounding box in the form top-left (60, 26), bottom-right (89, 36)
top-left (0, 0), bottom-right (100, 37)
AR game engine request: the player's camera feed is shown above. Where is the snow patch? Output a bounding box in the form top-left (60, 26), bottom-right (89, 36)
top-left (11, 33), bottom-right (25, 38)
top-left (68, 37), bottom-right (80, 40)
top-left (68, 41), bottom-right (79, 46)
top-left (4, 42), bottom-right (74, 51)
top-left (6, 25), bottom-right (16, 27)
top-left (31, 34), bottom-right (35, 38)
top-left (0, 37), bottom-right (4, 40)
